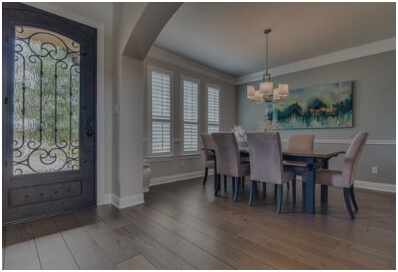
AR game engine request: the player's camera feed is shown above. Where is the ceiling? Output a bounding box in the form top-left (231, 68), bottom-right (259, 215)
top-left (154, 2), bottom-right (396, 77)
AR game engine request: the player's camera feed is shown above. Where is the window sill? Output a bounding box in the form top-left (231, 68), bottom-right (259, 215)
top-left (146, 154), bottom-right (174, 163)
top-left (179, 153), bottom-right (202, 160)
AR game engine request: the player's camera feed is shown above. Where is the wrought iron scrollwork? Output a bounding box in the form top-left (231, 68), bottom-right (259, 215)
top-left (13, 26), bottom-right (81, 175)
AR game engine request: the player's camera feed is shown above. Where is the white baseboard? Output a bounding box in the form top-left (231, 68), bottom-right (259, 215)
top-left (111, 193), bottom-right (145, 209)
top-left (297, 176), bottom-right (396, 193)
top-left (149, 171), bottom-right (395, 194)
top-left (354, 180), bottom-right (395, 193)
top-left (150, 169), bottom-right (214, 187)
top-left (97, 193), bottom-right (145, 209)
top-left (297, 176), bottom-right (395, 193)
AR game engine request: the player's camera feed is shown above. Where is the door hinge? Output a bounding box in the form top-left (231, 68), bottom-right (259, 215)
top-left (4, 97), bottom-right (8, 105)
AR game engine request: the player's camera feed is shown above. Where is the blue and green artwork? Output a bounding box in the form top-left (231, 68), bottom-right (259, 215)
top-left (265, 81), bottom-right (353, 129)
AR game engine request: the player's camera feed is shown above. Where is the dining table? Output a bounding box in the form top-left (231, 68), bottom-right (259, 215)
top-left (202, 146), bottom-right (345, 215)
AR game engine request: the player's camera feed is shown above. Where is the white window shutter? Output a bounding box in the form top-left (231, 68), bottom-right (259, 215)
top-left (150, 70), bottom-right (172, 154)
top-left (207, 86), bottom-right (220, 133)
top-left (182, 79), bottom-right (199, 153)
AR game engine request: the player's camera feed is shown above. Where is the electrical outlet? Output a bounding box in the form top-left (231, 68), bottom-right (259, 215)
top-left (371, 166), bottom-right (378, 174)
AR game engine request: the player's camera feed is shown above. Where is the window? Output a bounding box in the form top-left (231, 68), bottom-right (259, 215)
top-left (148, 66), bottom-right (173, 156)
top-left (206, 84), bottom-right (220, 133)
top-left (181, 76), bottom-right (200, 154)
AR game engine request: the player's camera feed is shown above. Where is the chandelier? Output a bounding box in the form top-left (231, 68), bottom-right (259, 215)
top-left (247, 29), bottom-right (289, 103)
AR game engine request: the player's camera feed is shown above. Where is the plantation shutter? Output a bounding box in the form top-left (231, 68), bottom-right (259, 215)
top-left (207, 86), bottom-right (220, 133)
top-left (182, 79), bottom-right (199, 153)
top-left (151, 70), bottom-right (171, 154)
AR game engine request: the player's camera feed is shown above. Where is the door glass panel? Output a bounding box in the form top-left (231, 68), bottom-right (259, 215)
top-left (13, 26), bottom-right (80, 175)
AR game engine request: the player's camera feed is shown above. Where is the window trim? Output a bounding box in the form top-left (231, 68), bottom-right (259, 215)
top-left (205, 82), bottom-right (221, 133)
top-left (180, 75), bottom-right (201, 155)
top-left (148, 65), bottom-right (174, 158)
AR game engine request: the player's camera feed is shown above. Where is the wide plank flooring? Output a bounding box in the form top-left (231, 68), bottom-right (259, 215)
top-left (2, 177), bottom-right (396, 269)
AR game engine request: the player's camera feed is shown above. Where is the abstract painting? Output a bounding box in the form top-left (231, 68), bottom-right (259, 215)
top-left (264, 81), bottom-right (353, 129)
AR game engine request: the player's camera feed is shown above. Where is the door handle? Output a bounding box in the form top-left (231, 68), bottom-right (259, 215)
top-left (86, 119), bottom-right (94, 137)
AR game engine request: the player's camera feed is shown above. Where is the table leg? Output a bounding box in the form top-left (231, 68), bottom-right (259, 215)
top-left (321, 159), bottom-right (329, 203)
top-left (305, 157), bottom-right (315, 214)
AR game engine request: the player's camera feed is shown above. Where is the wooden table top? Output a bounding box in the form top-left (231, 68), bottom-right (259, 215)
top-left (202, 147), bottom-right (345, 159)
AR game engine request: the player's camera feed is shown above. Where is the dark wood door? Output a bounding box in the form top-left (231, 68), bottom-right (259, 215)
top-left (2, 3), bottom-right (97, 224)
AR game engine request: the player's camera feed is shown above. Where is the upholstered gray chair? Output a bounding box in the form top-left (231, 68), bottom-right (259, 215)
top-left (286, 134), bottom-right (315, 154)
top-left (247, 132), bottom-right (295, 213)
top-left (201, 134), bottom-right (215, 186)
top-left (284, 134), bottom-right (315, 204)
top-left (212, 133), bottom-right (250, 201)
top-left (302, 132), bottom-right (369, 219)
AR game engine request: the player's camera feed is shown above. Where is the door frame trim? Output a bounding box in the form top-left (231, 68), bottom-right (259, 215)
top-left (24, 3), bottom-right (108, 205)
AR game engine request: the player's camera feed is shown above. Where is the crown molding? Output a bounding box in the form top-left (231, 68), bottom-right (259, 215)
top-left (146, 46), bottom-right (237, 85)
top-left (237, 37), bottom-right (396, 85)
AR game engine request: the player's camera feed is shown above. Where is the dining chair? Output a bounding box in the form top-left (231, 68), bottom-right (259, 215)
top-left (284, 134), bottom-right (315, 205)
top-left (212, 133), bottom-right (250, 201)
top-left (247, 132), bottom-right (295, 213)
top-left (302, 132), bottom-right (369, 219)
top-left (201, 134), bottom-right (215, 186)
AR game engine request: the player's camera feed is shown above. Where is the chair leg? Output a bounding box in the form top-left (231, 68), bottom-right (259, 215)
top-left (233, 177), bottom-right (241, 202)
top-left (263, 183), bottom-right (267, 198)
top-left (349, 185), bottom-right (359, 211)
top-left (274, 184), bottom-right (277, 196)
top-left (249, 180), bottom-right (255, 206)
top-left (224, 175), bottom-right (227, 193)
top-left (214, 174), bottom-right (220, 196)
top-left (241, 176), bottom-right (245, 189)
top-left (203, 168), bottom-right (209, 185)
top-left (276, 184), bottom-right (283, 214)
top-left (302, 181), bottom-right (306, 209)
top-left (344, 188), bottom-right (355, 219)
top-left (292, 179), bottom-right (296, 205)
top-left (287, 182), bottom-right (290, 190)
top-left (321, 185), bottom-right (328, 203)
top-left (254, 181), bottom-right (258, 196)
top-left (232, 177), bottom-right (235, 193)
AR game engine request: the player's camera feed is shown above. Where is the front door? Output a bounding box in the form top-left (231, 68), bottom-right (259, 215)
top-left (3, 3), bottom-right (97, 224)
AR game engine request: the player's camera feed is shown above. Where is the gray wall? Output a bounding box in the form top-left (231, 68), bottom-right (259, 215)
top-left (237, 51), bottom-right (396, 185)
top-left (144, 56), bottom-right (236, 178)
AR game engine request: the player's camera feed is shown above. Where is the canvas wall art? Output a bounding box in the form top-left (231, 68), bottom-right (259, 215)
top-left (264, 81), bottom-right (353, 129)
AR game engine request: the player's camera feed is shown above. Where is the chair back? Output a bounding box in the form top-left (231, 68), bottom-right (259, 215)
top-left (342, 132), bottom-right (370, 186)
top-left (201, 134), bottom-right (215, 161)
top-left (287, 134), bottom-right (315, 153)
top-left (212, 133), bottom-right (241, 177)
top-left (247, 132), bottom-right (283, 184)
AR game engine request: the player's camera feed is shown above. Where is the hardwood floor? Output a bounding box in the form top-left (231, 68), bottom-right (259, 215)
top-left (2, 177), bottom-right (396, 269)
